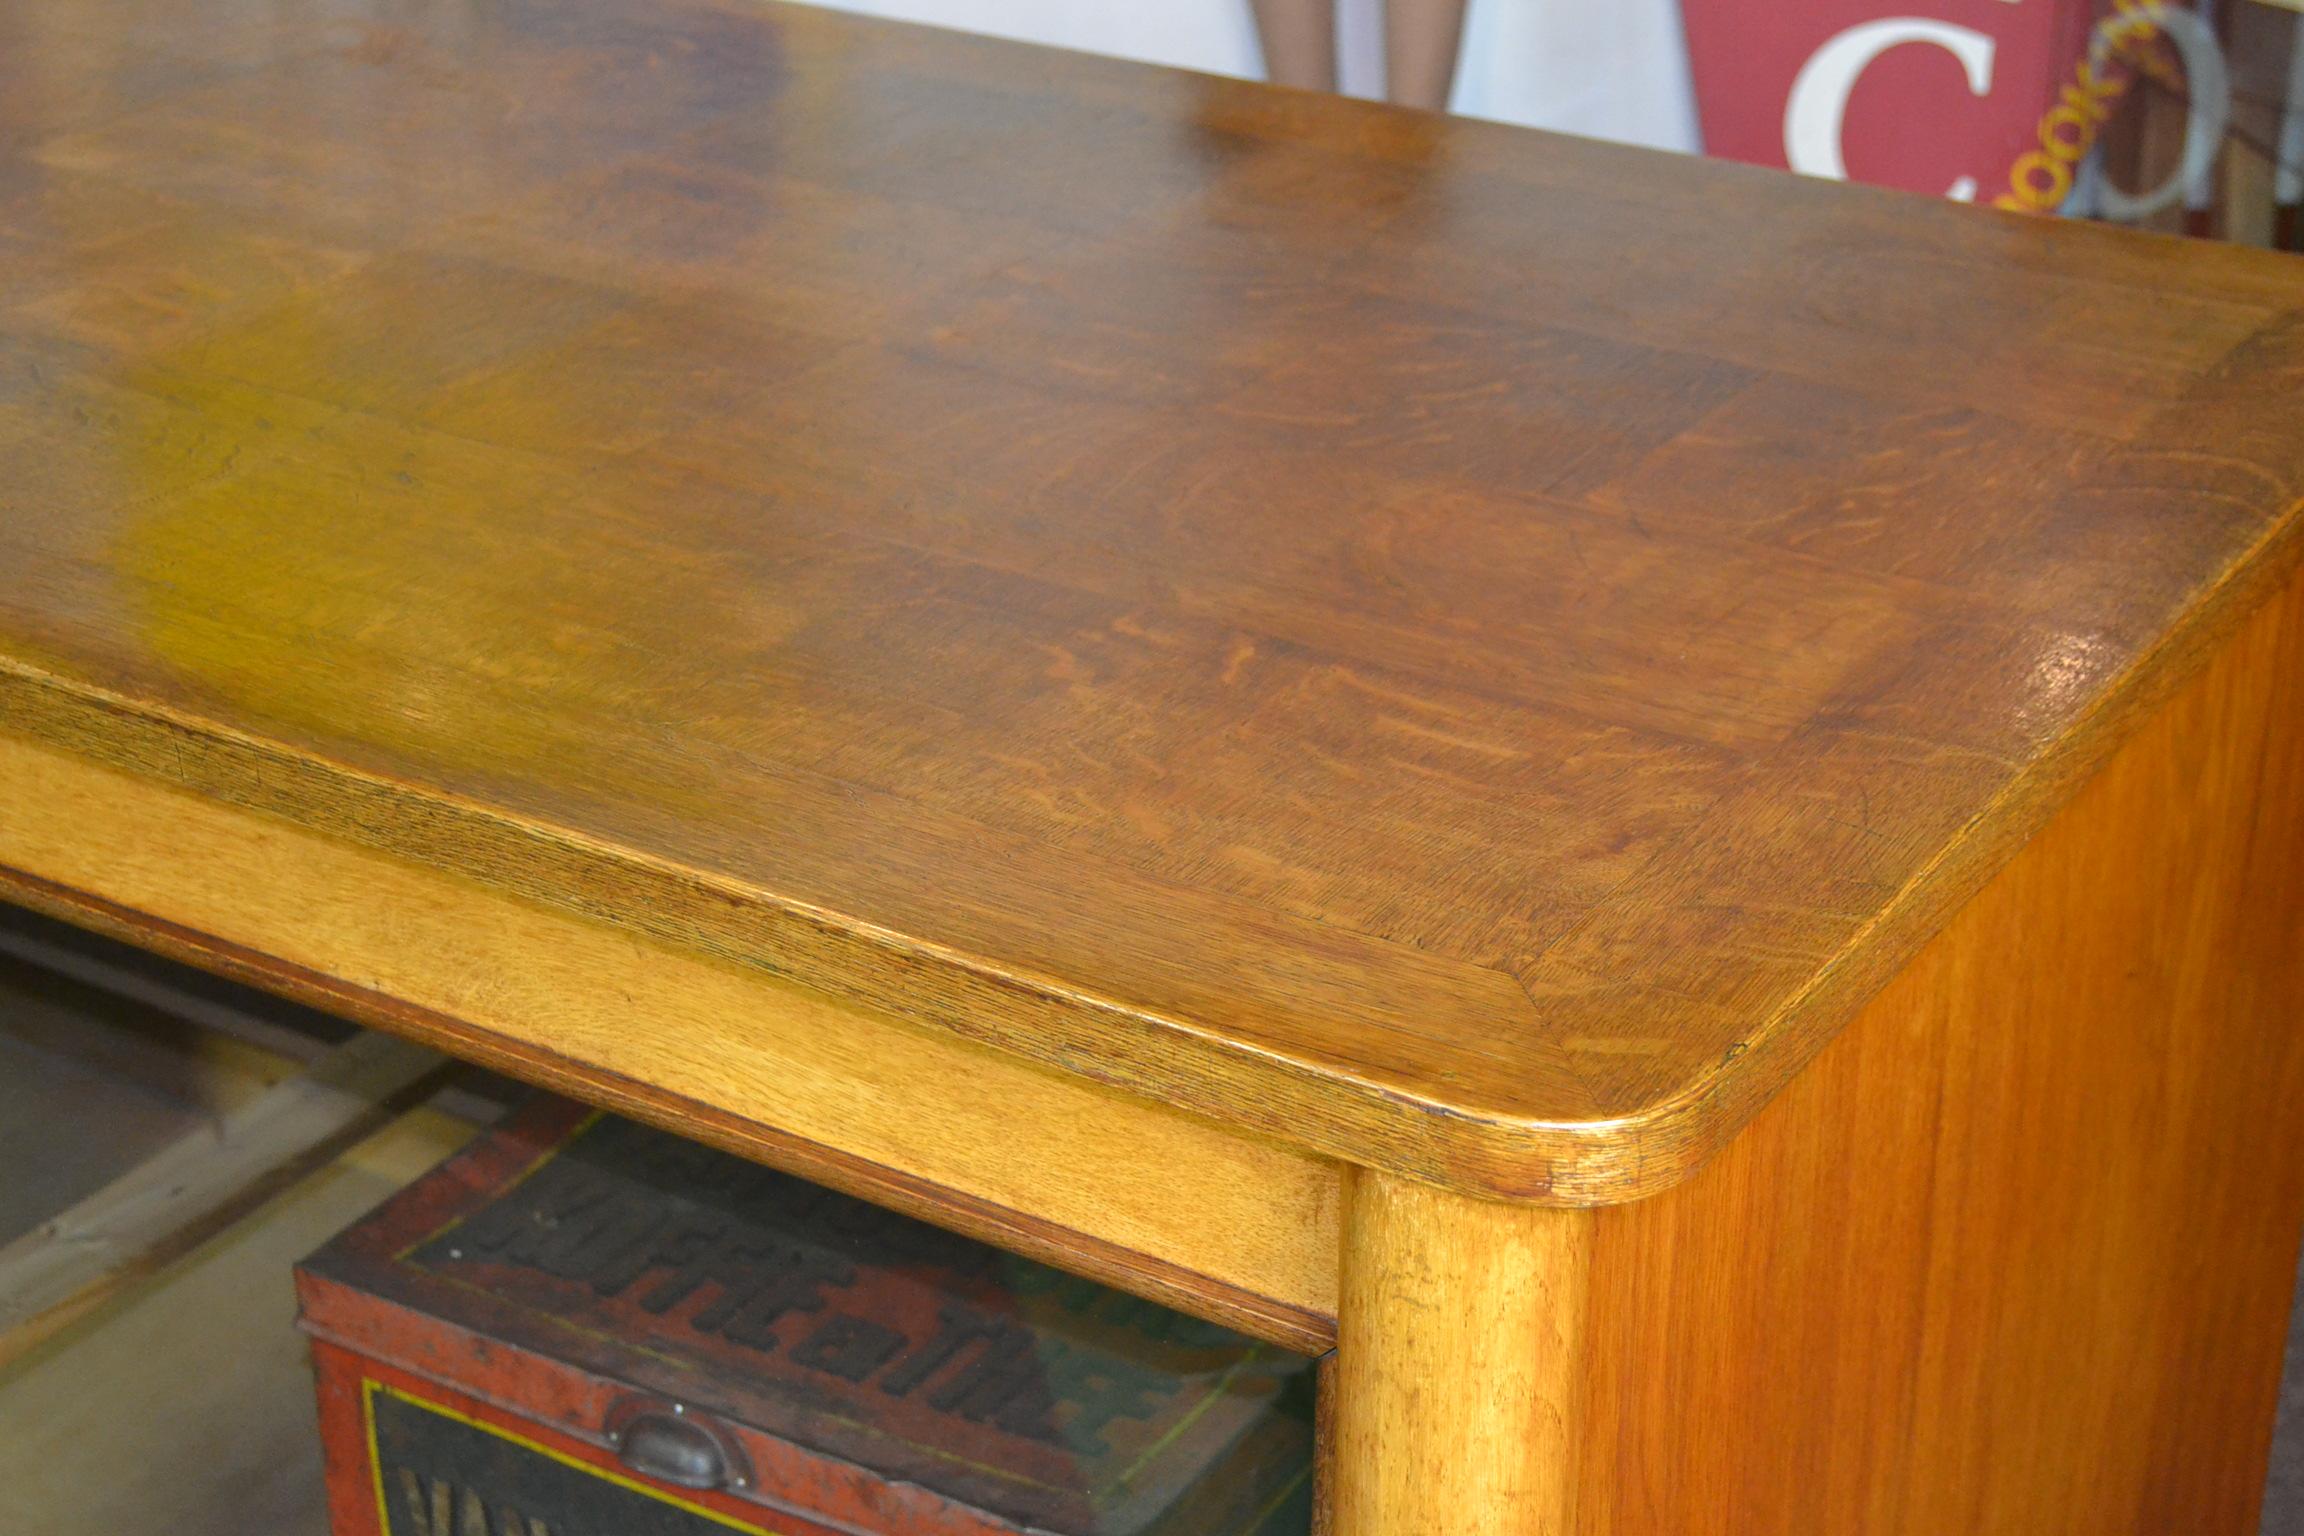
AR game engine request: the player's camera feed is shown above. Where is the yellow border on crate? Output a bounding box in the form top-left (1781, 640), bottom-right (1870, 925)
top-left (362, 1377), bottom-right (788, 1535)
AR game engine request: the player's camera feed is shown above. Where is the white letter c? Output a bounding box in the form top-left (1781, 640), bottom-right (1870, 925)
top-left (1785, 19), bottom-right (1997, 200)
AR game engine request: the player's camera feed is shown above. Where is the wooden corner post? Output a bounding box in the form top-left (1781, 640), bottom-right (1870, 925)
top-left (1329, 1168), bottom-right (1594, 1535)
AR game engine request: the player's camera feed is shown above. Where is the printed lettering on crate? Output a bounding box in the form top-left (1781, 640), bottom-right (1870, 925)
top-left (296, 1098), bottom-right (1314, 1536)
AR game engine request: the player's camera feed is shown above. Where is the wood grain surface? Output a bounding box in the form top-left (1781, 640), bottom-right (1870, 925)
top-left (1331, 1171), bottom-right (1589, 1535)
top-left (4, 0), bottom-right (2304, 1199)
top-left (1573, 543), bottom-right (2304, 1531)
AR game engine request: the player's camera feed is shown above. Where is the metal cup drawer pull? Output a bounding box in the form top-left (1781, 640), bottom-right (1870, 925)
top-left (613, 1403), bottom-right (742, 1491)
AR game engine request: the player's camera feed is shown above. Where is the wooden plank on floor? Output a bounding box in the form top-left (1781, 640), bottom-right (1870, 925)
top-left (0, 1030), bottom-right (448, 1367)
top-left (0, 1107), bottom-right (478, 1536)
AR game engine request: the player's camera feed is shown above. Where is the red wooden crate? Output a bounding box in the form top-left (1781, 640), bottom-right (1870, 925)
top-left (296, 1096), bottom-right (1314, 1536)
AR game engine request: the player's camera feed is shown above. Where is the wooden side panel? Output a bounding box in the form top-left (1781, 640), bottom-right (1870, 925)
top-left (0, 735), bottom-right (1343, 1350)
top-left (1579, 564), bottom-right (2304, 1533)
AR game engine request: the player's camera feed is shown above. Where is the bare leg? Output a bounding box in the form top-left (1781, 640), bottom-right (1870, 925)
top-left (1251, 0), bottom-right (1338, 92)
top-left (1384, 0), bottom-right (1469, 110)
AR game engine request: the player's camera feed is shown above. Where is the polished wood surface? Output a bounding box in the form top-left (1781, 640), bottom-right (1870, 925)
top-left (1571, 557), bottom-right (2304, 1531)
top-left (4, 0), bottom-right (2304, 1203)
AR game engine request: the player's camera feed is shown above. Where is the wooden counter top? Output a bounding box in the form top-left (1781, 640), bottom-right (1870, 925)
top-left (4, 0), bottom-right (2303, 1201)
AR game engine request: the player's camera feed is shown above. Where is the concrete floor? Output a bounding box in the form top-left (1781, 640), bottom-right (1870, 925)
top-left (2261, 1249), bottom-right (2304, 1535)
top-left (0, 1110), bottom-right (476, 1536)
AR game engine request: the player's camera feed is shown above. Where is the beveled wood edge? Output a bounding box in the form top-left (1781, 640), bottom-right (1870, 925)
top-left (0, 757), bottom-right (1342, 1353)
top-left (0, 866), bottom-right (1339, 1352)
top-left (1558, 542), bottom-right (2304, 1534)
top-left (0, 659), bottom-right (1620, 1198)
top-left (1616, 511), bottom-right (2304, 1202)
top-left (3, 499), bottom-right (2298, 1208)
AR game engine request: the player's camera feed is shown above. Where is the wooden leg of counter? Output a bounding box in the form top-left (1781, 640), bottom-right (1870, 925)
top-left (1328, 1168), bottom-right (1593, 1535)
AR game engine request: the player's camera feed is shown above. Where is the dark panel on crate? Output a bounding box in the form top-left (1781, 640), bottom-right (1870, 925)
top-left (299, 1097), bottom-right (1313, 1536)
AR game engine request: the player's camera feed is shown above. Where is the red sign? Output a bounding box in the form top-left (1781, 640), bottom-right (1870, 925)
top-left (1681, 2), bottom-right (2106, 204)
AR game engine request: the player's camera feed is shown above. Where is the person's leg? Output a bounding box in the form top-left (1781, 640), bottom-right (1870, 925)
top-left (1384, 0), bottom-right (1468, 109)
top-left (1251, 0), bottom-right (1338, 91)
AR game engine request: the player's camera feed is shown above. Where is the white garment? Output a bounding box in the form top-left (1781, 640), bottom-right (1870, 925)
top-left (785, 0), bottom-right (1703, 153)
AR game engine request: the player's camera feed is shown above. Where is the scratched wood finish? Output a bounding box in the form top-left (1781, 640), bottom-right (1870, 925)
top-left (4, 0), bottom-right (2304, 1202)
top-left (1572, 558), bottom-right (2304, 1532)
